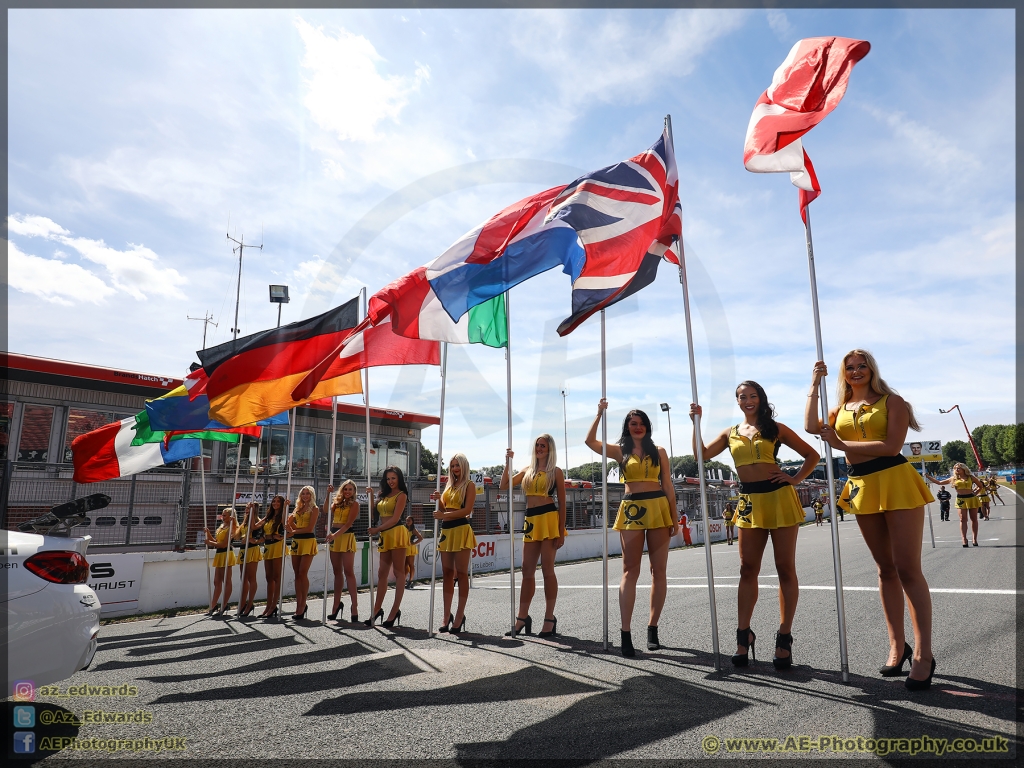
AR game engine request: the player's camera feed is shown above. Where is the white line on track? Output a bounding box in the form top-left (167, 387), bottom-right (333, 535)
top-left (472, 584), bottom-right (1020, 594)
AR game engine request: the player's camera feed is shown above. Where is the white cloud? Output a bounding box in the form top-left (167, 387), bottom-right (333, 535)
top-left (7, 240), bottom-right (116, 305)
top-left (765, 9), bottom-right (792, 39)
top-left (295, 16), bottom-right (430, 142)
top-left (7, 213), bottom-right (70, 239)
top-left (864, 105), bottom-right (980, 172)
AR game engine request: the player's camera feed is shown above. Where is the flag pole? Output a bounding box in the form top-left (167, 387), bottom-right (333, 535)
top-left (428, 342), bottom-right (448, 636)
top-left (505, 290), bottom-right (516, 634)
top-left (239, 429), bottom-right (260, 607)
top-left (225, 436), bottom-right (243, 612)
top-left (282, 409), bottom-right (296, 616)
top-left (600, 310), bottom-right (609, 651)
top-left (362, 287), bottom-right (375, 615)
top-left (667, 114), bottom-right (721, 671)
top-left (199, 440), bottom-right (211, 606)
top-left (322, 397), bottom-right (338, 624)
top-left (803, 207), bottom-right (850, 683)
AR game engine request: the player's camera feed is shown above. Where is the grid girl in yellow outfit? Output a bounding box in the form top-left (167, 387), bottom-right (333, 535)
top-left (204, 506), bottom-right (237, 616)
top-left (324, 480), bottom-right (360, 622)
top-left (365, 466), bottom-right (410, 628)
top-left (430, 453), bottom-right (476, 634)
top-left (286, 486), bottom-right (319, 620)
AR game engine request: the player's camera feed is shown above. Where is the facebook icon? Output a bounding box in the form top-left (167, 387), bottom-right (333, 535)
top-left (13, 731), bottom-right (36, 754)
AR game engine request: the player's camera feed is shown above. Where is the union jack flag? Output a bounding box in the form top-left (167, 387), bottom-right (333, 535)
top-left (423, 125), bottom-right (682, 337)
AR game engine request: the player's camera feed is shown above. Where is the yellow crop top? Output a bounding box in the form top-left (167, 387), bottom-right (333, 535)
top-left (376, 493), bottom-right (405, 519)
top-left (834, 394), bottom-right (889, 442)
top-left (215, 525), bottom-right (231, 546)
top-left (728, 426), bottom-right (777, 467)
top-left (523, 471), bottom-right (555, 497)
top-left (263, 519), bottom-right (281, 538)
top-left (440, 485), bottom-right (472, 515)
top-left (622, 454), bottom-right (662, 483)
top-left (953, 478), bottom-right (975, 493)
top-left (332, 501), bottom-right (357, 527)
top-left (291, 506), bottom-right (313, 531)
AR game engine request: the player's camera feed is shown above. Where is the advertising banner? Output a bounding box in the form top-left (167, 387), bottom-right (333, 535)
top-left (902, 439), bottom-right (942, 464)
top-left (87, 554), bottom-right (144, 615)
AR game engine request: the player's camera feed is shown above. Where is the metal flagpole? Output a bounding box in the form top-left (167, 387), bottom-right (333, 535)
top-left (803, 207), bottom-right (850, 683)
top-left (362, 287), bottom-right (375, 615)
top-left (239, 430), bottom-right (260, 608)
top-left (428, 343), bottom-right (448, 635)
top-left (322, 397), bottom-right (338, 623)
top-left (282, 409), bottom-right (296, 615)
top-left (666, 114), bottom-right (721, 670)
top-left (600, 311), bottom-right (609, 651)
top-left (505, 290), bottom-right (516, 634)
top-left (922, 458), bottom-right (935, 548)
top-left (221, 437), bottom-right (244, 611)
top-left (199, 441), bottom-right (211, 606)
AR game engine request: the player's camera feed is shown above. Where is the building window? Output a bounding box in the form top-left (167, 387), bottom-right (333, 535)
top-left (225, 434), bottom-right (263, 473)
top-left (64, 409), bottom-right (120, 463)
top-left (265, 429), bottom-right (314, 475)
top-left (341, 435), bottom-right (366, 479)
top-left (18, 405), bottom-right (54, 462)
top-left (0, 402), bottom-right (13, 461)
top-left (370, 439), bottom-right (409, 478)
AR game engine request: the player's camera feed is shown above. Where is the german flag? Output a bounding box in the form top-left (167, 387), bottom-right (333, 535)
top-left (199, 297), bottom-right (362, 426)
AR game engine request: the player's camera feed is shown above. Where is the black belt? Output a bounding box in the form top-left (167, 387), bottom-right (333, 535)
top-left (622, 491), bottom-right (666, 501)
top-left (847, 454), bottom-right (908, 477)
top-left (956, 492), bottom-right (976, 498)
top-left (738, 479), bottom-right (790, 494)
top-left (441, 518), bottom-right (471, 530)
top-left (330, 527), bottom-right (348, 534)
top-left (525, 502), bottom-right (558, 517)
top-left (214, 547), bottom-right (228, 554)
top-left (292, 533), bottom-right (315, 540)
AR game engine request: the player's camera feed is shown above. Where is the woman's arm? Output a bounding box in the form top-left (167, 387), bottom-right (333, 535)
top-left (658, 447), bottom-right (679, 535)
top-left (584, 399), bottom-right (624, 463)
top-left (377, 493), bottom-right (409, 530)
top-left (772, 423), bottom-right (820, 484)
top-left (410, 527), bottom-right (424, 545)
top-left (688, 404), bottom-right (729, 460)
top-left (438, 485), bottom-right (476, 521)
top-left (805, 361), bottom-right (829, 433)
top-left (498, 449), bottom-right (526, 489)
top-left (925, 474), bottom-right (951, 485)
top-left (204, 528), bottom-right (217, 547)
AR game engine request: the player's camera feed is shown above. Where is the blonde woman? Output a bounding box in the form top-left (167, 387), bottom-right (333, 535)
top-left (204, 506), bottom-right (237, 616)
top-left (500, 434), bottom-right (567, 638)
top-left (807, 350), bottom-right (936, 690)
top-left (324, 481), bottom-right (359, 622)
top-left (286, 486), bottom-right (319, 620)
top-left (926, 464), bottom-right (986, 547)
top-left (234, 502), bottom-right (263, 618)
top-left (365, 466), bottom-right (410, 628)
top-left (429, 453), bottom-right (476, 634)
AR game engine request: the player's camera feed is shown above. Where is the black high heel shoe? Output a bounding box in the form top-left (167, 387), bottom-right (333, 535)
top-left (293, 606), bottom-right (308, 621)
top-left (539, 617), bottom-right (558, 639)
top-left (327, 602), bottom-right (342, 621)
top-left (438, 613), bottom-right (454, 634)
top-left (772, 631), bottom-right (794, 671)
top-left (382, 610), bottom-right (402, 628)
top-left (732, 627), bottom-right (755, 667)
top-left (505, 616), bottom-right (532, 637)
top-left (620, 630), bottom-right (636, 658)
top-left (905, 657), bottom-right (936, 691)
top-left (450, 616), bottom-right (467, 634)
top-left (646, 625), bottom-right (660, 651)
top-left (879, 642), bottom-right (912, 677)
top-left (264, 607), bottom-right (279, 620)
top-left (364, 608), bottom-right (384, 627)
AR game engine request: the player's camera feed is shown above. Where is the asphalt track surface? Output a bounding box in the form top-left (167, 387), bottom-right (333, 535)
top-left (28, 492), bottom-right (1020, 764)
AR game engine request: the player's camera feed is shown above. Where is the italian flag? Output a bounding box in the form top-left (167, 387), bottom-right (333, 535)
top-left (72, 416), bottom-right (202, 484)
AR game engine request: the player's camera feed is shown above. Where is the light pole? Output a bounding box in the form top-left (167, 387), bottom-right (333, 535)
top-left (560, 386), bottom-right (569, 477)
top-left (939, 405), bottom-right (984, 470)
top-left (269, 284), bottom-right (290, 328)
top-left (660, 402), bottom-right (674, 474)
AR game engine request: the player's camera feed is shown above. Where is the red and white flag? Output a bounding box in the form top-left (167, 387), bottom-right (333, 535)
top-left (744, 37), bottom-right (869, 220)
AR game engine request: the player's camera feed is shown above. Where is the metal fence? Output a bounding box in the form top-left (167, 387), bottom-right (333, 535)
top-left (1, 461), bottom-right (816, 550)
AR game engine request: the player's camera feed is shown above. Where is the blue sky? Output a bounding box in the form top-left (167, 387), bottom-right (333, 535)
top-left (7, 8), bottom-right (1015, 471)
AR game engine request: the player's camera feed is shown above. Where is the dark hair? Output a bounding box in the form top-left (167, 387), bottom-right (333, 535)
top-left (405, 515), bottom-right (416, 529)
top-left (735, 380), bottom-right (780, 444)
top-left (265, 495), bottom-right (286, 534)
top-left (379, 466), bottom-right (409, 498)
top-left (616, 409), bottom-right (660, 470)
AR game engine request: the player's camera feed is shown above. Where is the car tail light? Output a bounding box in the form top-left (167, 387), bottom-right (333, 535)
top-left (24, 551), bottom-right (90, 584)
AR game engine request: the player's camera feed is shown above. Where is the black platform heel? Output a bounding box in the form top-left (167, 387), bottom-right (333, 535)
top-left (732, 628), bottom-right (755, 667)
top-left (772, 631), bottom-right (794, 671)
top-left (879, 641), bottom-right (912, 677)
top-left (327, 602), bottom-right (342, 621)
top-left (438, 613), bottom-right (454, 634)
top-left (538, 617), bottom-right (558, 638)
top-left (505, 615), bottom-right (532, 637)
top-left (450, 616), bottom-right (467, 634)
top-left (647, 625), bottom-right (660, 651)
top-left (382, 609), bottom-right (401, 628)
top-left (620, 630), bottom-right (636, 658)
top-left (905, 658), bottom-right (936, 691)
top-left (364, 608), bottom-right (384, 627)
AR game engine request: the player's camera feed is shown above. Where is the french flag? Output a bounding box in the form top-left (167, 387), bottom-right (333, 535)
top-left (424, 126), bottom-right (682, 337)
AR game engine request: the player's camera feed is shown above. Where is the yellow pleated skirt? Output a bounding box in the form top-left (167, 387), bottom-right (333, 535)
top-left (237, 545), bottom-right (262, 564)
top-left (734, 483), bottom-right (805, 529)
top-left (262, 540), bottom-right (284, 560)
top-left (956, 494), bottom-right (981, 510)
top-left (613, 492), bottom-right (674, 531)
top-left (377, 524), bottom-right (410, 552)
top-left (329, 532), bottom-right (357, 553)
top-left (523, 504), bottom-right (562, 543)
top-left (437, 521), bottom-right (476, 552)
top-left (848, 462), bottom-right (934, 515)
top-left (289, 536), bottom-right (318, 557)
top-left (211, 550), bottom-right (236, 568)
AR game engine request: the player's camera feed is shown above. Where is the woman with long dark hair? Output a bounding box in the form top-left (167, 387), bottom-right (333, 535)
top-left (257, 495), bottom-right (286, 619)
top-left (286, 485), bottom-right (319, 620)
top-left (429, 453), bottom-right (476, 634)
top-left (324, 480), bottom-right (359, 622)
top-left (806, 349), bottom-right (936, 690)
top-left (586, 402), bottom-right (678, 657)
top-left (365, 466), bottom-right (409, 628)
top-left (692, 380), bottom-right (818, 669)
top-left (234, 502), bottom-right (263, 618)
top-left (404, 515), bottom-right (424, 589)
top-left (500, 434), bottom-right (567, 638)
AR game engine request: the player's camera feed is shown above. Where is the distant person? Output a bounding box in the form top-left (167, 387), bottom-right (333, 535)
top-left (812, 496), bottom-right (825, 526)
top-left (987, 475), bottom-right (1004, 505)
top-left (927, 463), bottom-right (985, 547)
top-left (679, 511), bottom-right (692, 546)
top-left (404, 514), bottom-right (424, 590)
top-left (835, 482), bottom-right (850, 521)
top-left (936, 486), bottom-right (952, 522)
top-left (722, 502), bottom-right (736, 544)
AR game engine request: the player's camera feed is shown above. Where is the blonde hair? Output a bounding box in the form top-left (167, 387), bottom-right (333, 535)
top-left (952, 462), bottom-right (971, 480)
top-left (836, 349), bottom-right (921, 431)
top-left (294, 485), bottom-right (317, 514)
top-left (445, 453), bottom-right (471, 503)
top-left (522, 434), bottom-right (557, 496)
top-left (333, 480), bottom-right (357, 508)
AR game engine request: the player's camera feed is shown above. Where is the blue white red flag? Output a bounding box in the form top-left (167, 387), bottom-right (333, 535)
top-left (424, 126), bottom-right (682, 336)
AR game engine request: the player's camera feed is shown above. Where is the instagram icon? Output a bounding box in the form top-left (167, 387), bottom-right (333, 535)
top-left (12, 681), bottom-right (35, 702)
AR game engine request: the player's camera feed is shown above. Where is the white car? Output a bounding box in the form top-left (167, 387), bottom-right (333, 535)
top-left (3, 531), bottom-right (100, 696)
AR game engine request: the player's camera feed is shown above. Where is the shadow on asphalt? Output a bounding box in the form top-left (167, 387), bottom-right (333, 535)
top-left (93, 635), bottom-right (301, 671)
top-left (453, 673), bottom-right (746, 763)
top-left (306, 665), bottom-right (604, 716)
top-left (138, 642), bottom-right (373, 684)
top-left (116, 630), bottom-right (262, 656)
top-left (151, 652), bottom-right (423, 703)
top-left (96, 624), bottom-right (225, 649)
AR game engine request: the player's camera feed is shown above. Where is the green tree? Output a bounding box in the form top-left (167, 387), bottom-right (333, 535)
top-left (567, 460), bottom-right (616, 482)
top-left (420, 447), bottom-right (437, 475)
top-left (669, 454), bottom-right (733, 480)
top-left (997, 423), bottom-right (1022, 465)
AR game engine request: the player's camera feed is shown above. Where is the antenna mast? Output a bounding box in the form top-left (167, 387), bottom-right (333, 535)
top-left (226, 229), bottom-right (263, 340)
top-left (187, 312), bottom-right (218, 350)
